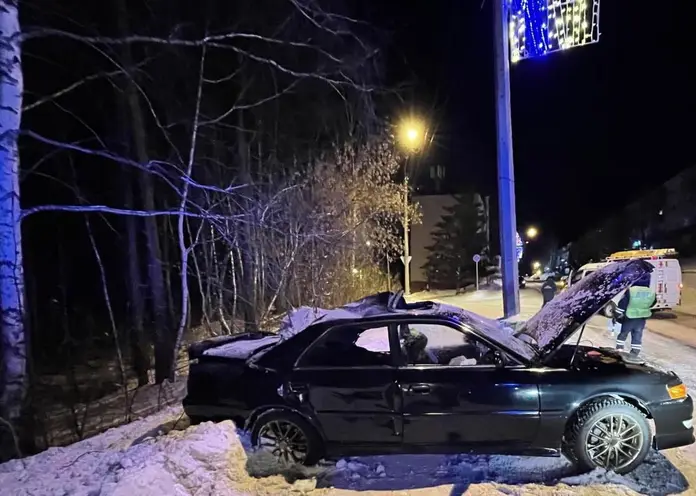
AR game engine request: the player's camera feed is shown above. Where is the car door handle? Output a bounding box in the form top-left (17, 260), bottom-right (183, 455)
top-left (408, 384), bottom-right (431, 395)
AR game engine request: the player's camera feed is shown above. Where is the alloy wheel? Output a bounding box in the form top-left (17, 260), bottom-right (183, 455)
top-left (585, 413), bottom-right (644, 471)
top-left (257, 419), bottom-right (309, 464)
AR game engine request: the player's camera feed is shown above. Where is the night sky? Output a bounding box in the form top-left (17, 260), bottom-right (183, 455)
top-left (372, 0), bottom-right (696, 243)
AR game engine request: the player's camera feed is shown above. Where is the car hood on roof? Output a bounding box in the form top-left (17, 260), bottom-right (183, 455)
top-left (515, 259), bottom-right (653, 362)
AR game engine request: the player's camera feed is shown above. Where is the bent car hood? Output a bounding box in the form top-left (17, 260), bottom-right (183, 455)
top-left (515, 259), bottom-right (653, 362)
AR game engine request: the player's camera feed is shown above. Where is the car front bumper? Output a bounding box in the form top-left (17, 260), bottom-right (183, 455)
top-left (652, 394), bottom-right (695, 450)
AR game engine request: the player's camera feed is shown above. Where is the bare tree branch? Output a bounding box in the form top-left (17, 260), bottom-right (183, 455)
top-left (20, 204), bottom-right (242, 221)
top-left (22, 29), bottom-right (374, 90)
top-left (22, 59), bottom-right (151, 112)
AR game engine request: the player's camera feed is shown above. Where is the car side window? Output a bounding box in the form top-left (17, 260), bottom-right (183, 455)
top-left (399, 323), bottom-right (499, 367)
top-left (297, 325), bottom-right (392, 368)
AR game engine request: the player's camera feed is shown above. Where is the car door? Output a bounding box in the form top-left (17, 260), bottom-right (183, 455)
top-left (396, 320), bottom-right (540, 449)
top-left (288, 321), bottom-right (402, 446)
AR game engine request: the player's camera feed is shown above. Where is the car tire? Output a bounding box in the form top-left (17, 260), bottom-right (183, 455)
top-left (602, 301), bottom-right (617, 319)
top-left (250, 410), bottom-right (323, 466)
top-left (562, 398), bottom-right (651, 475)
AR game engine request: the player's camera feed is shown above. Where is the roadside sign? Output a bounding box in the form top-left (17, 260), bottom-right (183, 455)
top-left (473, 254), bottom-right (481, 291)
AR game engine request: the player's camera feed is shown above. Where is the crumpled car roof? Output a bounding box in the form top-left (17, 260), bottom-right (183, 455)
top-left (275, 293), bottom-right (537, 360)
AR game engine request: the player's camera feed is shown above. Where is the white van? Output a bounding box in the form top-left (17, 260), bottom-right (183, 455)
top-left (568, 249), bottom-right (682, 314)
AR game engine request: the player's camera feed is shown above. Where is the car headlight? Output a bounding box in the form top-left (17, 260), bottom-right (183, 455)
top-left (667, 383), bottom-right (688, 400)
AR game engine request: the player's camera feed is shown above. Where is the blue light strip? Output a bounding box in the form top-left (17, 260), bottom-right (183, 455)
top-left (510, 0), bottom-right (601, 62)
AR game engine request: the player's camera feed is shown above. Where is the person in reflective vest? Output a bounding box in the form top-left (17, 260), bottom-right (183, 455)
top-left (615, 274), bottom-right (656, 356)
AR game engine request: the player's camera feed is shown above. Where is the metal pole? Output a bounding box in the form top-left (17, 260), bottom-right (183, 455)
top-left (403, 175), bottom-right (411, 295)
top-left (475, 261), bottom-right (479, 291)
top-left (493, 0), bottom-right (520, 317)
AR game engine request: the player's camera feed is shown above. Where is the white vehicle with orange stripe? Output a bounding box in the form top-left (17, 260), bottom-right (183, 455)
top-left (569, 248), bottom-right (682, 313)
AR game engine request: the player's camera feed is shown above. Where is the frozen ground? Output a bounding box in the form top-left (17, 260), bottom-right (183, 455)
top-left (1, 404), bottom-right (687, 496)
top-left (2, 289), bottom-right (696, 495)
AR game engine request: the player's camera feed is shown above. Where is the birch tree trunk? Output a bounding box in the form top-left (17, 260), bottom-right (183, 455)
top-left (0, 0), bottom-right (26, 432)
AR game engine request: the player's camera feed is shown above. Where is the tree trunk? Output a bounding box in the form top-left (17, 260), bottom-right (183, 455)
top-left (0, 0), bottom-right (26, 456)
top-left (236, 112), bottom-right (257, 331)
top-left (124, 173), bottom-right (149, 386)
top-left (115, 0), bottom-right (170, 382)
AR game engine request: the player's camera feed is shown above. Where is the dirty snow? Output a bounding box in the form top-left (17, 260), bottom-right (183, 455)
top-left (1, 403), bottom-right (689, 496)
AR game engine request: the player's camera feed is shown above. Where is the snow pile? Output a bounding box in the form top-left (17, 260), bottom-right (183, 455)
top-left (0, 408), bottom-right (278, 496)
top-left (0, 407), bottom-right (241, 496)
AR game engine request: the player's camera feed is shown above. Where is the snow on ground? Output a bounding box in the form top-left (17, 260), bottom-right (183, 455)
top-left (1, 402), bottom-right (687, 496)
top-left (2, 288), bottom-right (695, 495)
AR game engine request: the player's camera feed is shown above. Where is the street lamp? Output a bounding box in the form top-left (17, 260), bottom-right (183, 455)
top-left (396, 115), bottom-right (429, 296)
top-left (532, 261), bottom-right (541, 270)
top-left (398, 117), bottom-right (427, 153)
top-left (526, 226), bottom-right (539, 239)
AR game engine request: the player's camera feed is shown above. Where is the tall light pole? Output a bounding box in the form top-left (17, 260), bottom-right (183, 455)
top-left (403, 175), bottom-right (411, 295)
top-left (397, 116), bottom-right (428, 296)
top-left (493, 0), bottom-right (520, 318)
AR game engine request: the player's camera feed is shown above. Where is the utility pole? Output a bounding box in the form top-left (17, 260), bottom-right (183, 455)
top-left (402, 176), bottom-right (411, 295)
top-left (493, 0), bottom-right (520, 317)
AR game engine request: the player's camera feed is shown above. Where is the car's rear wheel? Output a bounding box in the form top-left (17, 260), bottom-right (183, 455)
top-left (563, 398), bottom-right (651, 474)
top-left (250, 410), bottom-right (323, 466)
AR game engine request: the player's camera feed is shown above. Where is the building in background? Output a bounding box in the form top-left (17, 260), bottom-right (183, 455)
top-left (570, 164), bottom-right (696, 264)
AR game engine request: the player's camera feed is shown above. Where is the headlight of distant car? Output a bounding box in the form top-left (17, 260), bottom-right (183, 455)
top-left (667, 383), bottom-right (688, 400)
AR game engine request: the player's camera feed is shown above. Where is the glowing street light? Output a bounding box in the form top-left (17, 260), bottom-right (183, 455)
top-left (397, 117), bottom-right (428, 153)
top-left (526, 226), bottom-right (539, 239)
top-left (532, 261), bottom-right (541, 270)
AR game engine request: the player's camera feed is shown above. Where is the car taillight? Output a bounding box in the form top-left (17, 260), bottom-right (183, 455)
top-left (667, 383), bottom-right (688, 400)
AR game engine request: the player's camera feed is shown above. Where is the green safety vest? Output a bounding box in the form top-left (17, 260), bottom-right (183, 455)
top-left (625, 286), bottom-right (655, 319)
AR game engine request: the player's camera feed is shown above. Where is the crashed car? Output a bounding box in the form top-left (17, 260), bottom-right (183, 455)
top-left (183, 259), bottom-right (694, 474)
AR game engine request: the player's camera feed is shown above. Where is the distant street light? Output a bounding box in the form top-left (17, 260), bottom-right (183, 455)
top-left (532, 261), bottom-right (541, 270)
top-left (526, 226), bottom-right (539, 239)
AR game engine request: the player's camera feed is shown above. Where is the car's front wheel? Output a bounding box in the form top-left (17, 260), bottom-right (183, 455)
top-left (250, 410), bottom-right (323, 466)
top-left (563, 398), bottom-right (651, 474)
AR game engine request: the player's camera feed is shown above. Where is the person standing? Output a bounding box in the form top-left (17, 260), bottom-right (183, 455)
top-left (615, 274), bottom-right (656, 356)
top-left (541, 276), bottom-right (557, 307)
